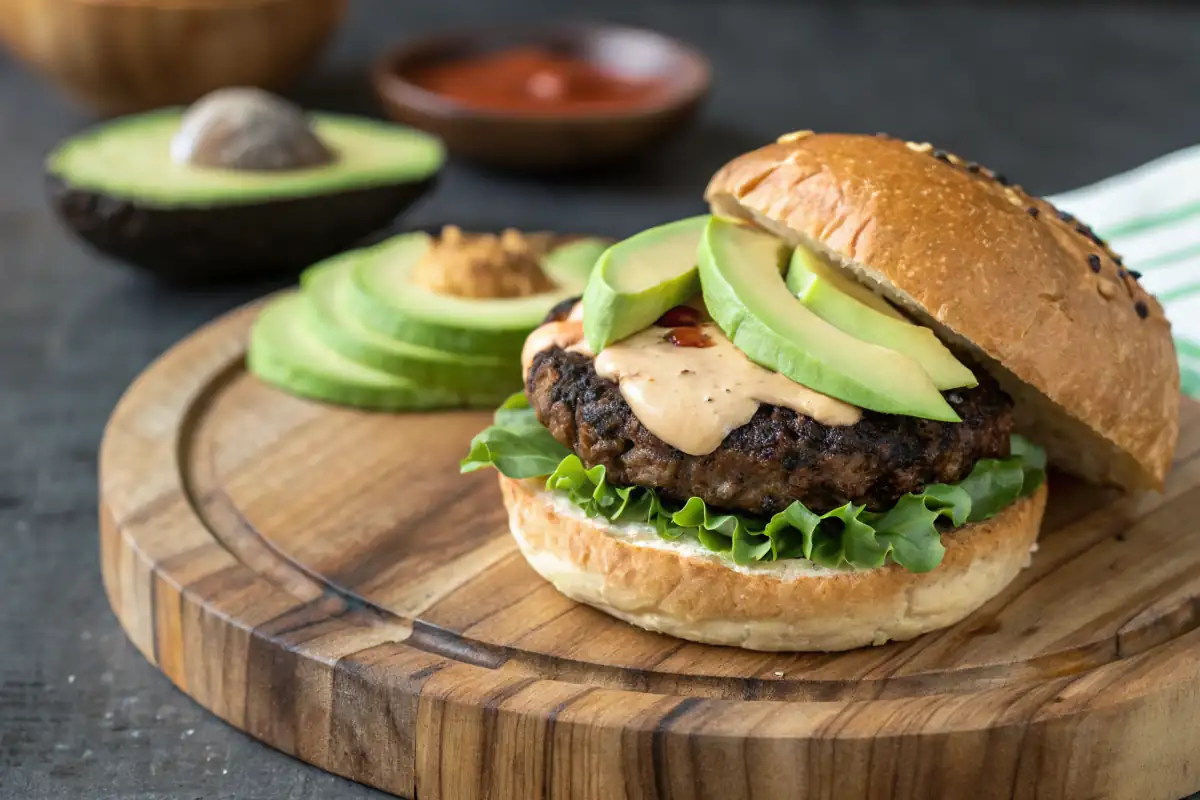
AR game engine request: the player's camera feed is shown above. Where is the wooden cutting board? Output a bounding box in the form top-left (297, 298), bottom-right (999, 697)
top-left (100, 298), bottom-right (1200, 800)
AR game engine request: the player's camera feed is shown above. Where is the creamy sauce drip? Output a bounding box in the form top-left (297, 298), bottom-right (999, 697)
top-left (522, 304), bottom-right (861, 455)
top-left (521, 302), bottom-right (588, 375)
top-left (585, 324), bottom-right (860, 454)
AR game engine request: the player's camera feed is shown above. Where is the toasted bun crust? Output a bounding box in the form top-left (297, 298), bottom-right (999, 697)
top-left (500, 474), bottom-right (1048, 652)
top-left (704, 133), bottom-right (1179, 491)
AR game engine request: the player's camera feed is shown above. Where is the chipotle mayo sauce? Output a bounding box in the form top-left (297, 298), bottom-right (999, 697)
top-left (524, 306), bottom-right (861, 456)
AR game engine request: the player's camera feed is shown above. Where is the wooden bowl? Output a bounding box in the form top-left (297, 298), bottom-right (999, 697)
top-left (0, 0), bottom-right (347, 117)
top-left (372, 23), bottom-right (711, 172)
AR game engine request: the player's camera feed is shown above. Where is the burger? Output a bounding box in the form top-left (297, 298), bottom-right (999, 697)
top-left (462, 132), bottom-right (1179, 652)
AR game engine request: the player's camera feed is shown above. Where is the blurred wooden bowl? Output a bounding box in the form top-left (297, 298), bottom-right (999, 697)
top-left (372, 23), bottom-right (711, 173)
top-left (0, 0), bottom-right (347, 116)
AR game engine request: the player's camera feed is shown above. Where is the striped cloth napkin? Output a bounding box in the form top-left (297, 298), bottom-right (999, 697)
top-left (1047, 145), bottom-right (1200, 396)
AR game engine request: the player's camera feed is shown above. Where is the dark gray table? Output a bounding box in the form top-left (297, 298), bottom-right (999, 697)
top-left (3, 2), bottom-right (1199, 797)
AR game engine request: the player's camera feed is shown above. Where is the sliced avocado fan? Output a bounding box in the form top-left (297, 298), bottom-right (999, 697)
top-left (348, 232), bottom-right (601, 359)
top-left (248, 293), bottom-right (491, 411)
top-left (582, 215), bottom-right (709, 352)
top-left (248, 231), bottom-right (607, 412)
top-left (302, 255), bottom-right (520, 394)
top-left (786, 245), bottom-right (977, 390)
top-left (698, 217), bottom-right (960, 421)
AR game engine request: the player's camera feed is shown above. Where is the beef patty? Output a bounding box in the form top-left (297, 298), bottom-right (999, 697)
top-left (526, 336), bottom-right (1014, 517)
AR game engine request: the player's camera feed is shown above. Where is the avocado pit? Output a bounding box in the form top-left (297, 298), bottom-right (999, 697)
top-left (170, 87), bottom-right (335, 172)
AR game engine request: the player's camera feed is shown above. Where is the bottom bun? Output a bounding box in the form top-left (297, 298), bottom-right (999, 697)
top-left (499, 475), bottom-right (1048, 652)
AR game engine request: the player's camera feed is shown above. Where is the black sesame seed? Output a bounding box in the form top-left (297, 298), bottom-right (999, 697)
top-left (1113, 254), bottom-right (1124, 266)
top-left (1128, 269), bottom-right (1143, 280)
top-left (1135, 301), bottom-right (1149, 319)
top-left (967, 162), bottom-right (981, 173)
top-left (1026, 207), bottom-right (1039, 218)
top-left (994, 173), bottom-right (1009, 186)
top-left (933, 149), bottom-right (950, 162)
top-left (1075, 223), bottom-right (1090, 236)
top-left (1057, 209), bottom-right (1075, 223)
top-left (1117, 268), bottom-right (1127, 278)
top-left (1087, 254), bottom-right (1101, 272)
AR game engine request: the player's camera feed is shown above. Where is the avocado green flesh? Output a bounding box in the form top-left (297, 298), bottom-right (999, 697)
top-left (785, 244), bottom-right (905, 320)
top-left (540, 237), bottom-right (611, 281)
top-left (302, 255), bottom-right (520, 394)
top-left (46, 109), bottom-right (444, 207)
top-left (785, 246), bottom-right (977, 391)
top-left (248, 293), bottom-right (501, 411)
top-left (582, 215), bottom-right (709, 352)
top-left (348, 232), bottom-right (602, 358)
top-left (698, 217), bottom-right (959, 421)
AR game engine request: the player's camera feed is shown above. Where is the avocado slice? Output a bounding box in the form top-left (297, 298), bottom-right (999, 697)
top-left (302, 253), bottom-right (521, 395)
top-left (785, 244), bottom-right (905, 320)
top-left (582, 215), bottom-right (709, 352)
top-left (698, 217), bottom-right (959, 421)
top-left (540, 237), bottom-right (611, 283)
top-left (248, 293), bottom-right (505, 411)
top-left (46, 108), bottom-right (444, 283)
top-left (785, 245), bottom-right (977, 390)
top-left (348, 231), bottom-right (603, 359)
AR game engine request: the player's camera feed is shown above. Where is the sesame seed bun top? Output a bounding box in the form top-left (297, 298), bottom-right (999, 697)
top-left (704, 131), bottom-right (1179, 491)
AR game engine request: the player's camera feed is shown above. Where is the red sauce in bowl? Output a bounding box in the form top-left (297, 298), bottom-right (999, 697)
top-left (405, 46), bottom-right (668, 115)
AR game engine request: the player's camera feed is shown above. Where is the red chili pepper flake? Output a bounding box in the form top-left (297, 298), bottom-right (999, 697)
top-left (655, 306), bottom-right (701, 327)
top-left (665, 327), bottom-right (714, 348)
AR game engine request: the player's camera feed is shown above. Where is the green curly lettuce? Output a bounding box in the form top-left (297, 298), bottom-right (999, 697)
top-left (462, 393), bottom-right (1046, 573)
top-left (460, 392), bottom-right (571, 478)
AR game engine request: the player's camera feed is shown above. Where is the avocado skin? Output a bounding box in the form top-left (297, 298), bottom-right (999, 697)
top-left (47, 173), bottom-right (437, 284)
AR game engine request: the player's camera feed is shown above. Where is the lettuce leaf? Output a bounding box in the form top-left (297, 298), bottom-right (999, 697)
top-left (460, 393), bottom-right (571, 478)
top-left (462, 393), bottom-right (1047, 573)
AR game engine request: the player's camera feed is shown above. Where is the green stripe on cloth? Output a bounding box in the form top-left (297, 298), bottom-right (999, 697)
top-left (1151, 281), bottom-right (1200, 304)
top-left (1176, 339), bottom-right (1200, 361)
top-left (1102, 199), bottom-right (1200, 239)
top-left (1175, 342), bottom-right (1200, 396)
top-left (1135, 241), bottom-right (1200, 272)
top-left (1181, 362), bottom-right (1200, 397)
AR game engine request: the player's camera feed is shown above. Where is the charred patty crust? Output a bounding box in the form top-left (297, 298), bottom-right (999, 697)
top-left (526, 343), bottom-right (1014, 517)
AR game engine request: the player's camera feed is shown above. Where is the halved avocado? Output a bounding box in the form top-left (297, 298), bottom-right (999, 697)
top-left (348, 231), bottom-right (603, 358)
top-left (248, 292), bottom-right (506, 411)
top-left (301, 253), bottom-right (521, 395)
top-left (46, 109), bottom-right (444, 283)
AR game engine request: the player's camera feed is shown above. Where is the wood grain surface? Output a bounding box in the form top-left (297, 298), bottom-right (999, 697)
top-left (99, 298), bottom-right (1200, 800)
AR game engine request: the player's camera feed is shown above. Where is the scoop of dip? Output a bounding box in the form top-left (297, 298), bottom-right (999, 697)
top-left (410, 225), bottom-right (558, 299)
top-left (170, 87), bottom-right (335, 171)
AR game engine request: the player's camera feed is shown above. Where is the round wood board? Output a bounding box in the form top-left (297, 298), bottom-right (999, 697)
top-left (100, 298), bottom-right (1200, 800)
